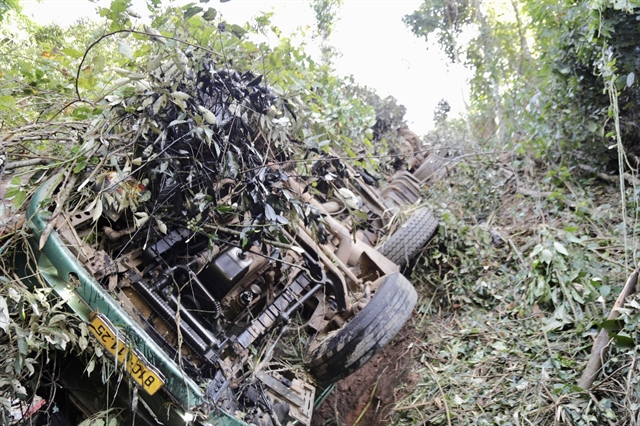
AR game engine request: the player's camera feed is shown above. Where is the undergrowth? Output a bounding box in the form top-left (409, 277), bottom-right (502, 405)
top-left (389, 134), bottom-right (639, 425)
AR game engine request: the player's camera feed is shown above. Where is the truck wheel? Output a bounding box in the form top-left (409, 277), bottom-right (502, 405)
top-left (305, 272), bottom-right (417, 384)
top-left (378, 207), bottom-right (438, 266)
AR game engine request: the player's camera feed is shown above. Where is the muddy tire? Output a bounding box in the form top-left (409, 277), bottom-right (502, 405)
top-left (378, 207), bottom-right (438, 266)
top-left (305, 272), bottom-right (417, 384)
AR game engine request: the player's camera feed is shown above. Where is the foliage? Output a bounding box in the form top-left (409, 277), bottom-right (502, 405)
top-left (310, 0), bottom-right (343, 64)
top-left (8, 0), bottom-right (640, 424)
top-left (433, 99), bottom-right (451, 124)
top-left (387, 134), bottom-right (634, 423)
top-left (393, 2), bottom-right (640, 423)
top-left (403, 0), bottom-right (475, 63)
top-left (0, 0), bottom-right (20, 22)
top-left (405, 0), bottom-right (640, 162)
top-left (310, 0), bottom-right (343, 41)
top-left (336, 79), bottom-right (412, 173)
top-left (0, 273), bottom-right (85, 424)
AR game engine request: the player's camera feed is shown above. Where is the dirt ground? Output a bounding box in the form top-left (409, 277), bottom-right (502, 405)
top-left (311, 323), bottom-right (419, 426)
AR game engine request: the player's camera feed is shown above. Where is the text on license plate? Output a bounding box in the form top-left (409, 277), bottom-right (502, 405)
top-left (88, 312), bottom-right (165, 395)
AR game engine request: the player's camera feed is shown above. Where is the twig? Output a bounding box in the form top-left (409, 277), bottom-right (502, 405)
top-left (587, 392), bottom-right (617, 426)
top-left (394, 400), bottom-right (434, 412)
top-left (578, 163), bottom-right (640, 186)
top-left (587, 247), bottom-right (633, 271)
top-left (4, 158), bottom-right (51, 170)
top-left (75, 29), bottom-right (222, 102)
top-left (625, 355), bottom-right (637, 425)
top-left (38, 170), bottom-right (78, 249)
top-left (577, 267), bottom-right (638, 390)
top-left (506, 237), bottom-right (527, 268)
top-left (518, 187), bottom-right (553, 198)
top-left (200, 223), bottom-right (297, 251)
top-left (417, 408), bottom-right (446, 426)
top-left (542, 329), bottom-right (554, 358)
top-left (425, 361), bottom-right (452, 426)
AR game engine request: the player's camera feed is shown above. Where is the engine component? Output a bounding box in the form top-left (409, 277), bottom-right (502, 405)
top-left (143, 227), bottom-right (191, 265)
top-left (199, 247), bottom-right (254, 300)
top-left (128, 271), bottom-right (221, 364)
top-left (238, 291), bottom-right (254, 307)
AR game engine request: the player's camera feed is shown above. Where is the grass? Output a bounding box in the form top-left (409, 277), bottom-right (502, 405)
top-left (387, 145), bottom-right (640, 425)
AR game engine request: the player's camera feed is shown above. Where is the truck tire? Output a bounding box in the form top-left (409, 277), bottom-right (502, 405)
top-left (377, 207), bottom-right (438, 266)
top-left (305, 272), bottom-right (417, 384)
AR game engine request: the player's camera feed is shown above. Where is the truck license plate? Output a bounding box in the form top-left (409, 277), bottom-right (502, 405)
top-left (88, 312), bottom-right (165, 395)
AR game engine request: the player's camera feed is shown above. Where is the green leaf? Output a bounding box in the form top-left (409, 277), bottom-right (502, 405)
top-left (0, 95), bottom-right (16, 111)
top-left (202, 7), bottom-right (217, 20)
top-left (351, 210), bottom-right (368, 221)
top-left (565, 232), bottom-right (582, 244)
top-left (553, 241), bottom-right (568, 256)
top-left (118, 41), bottom-right (133, 59)
top-left (7, 189), bottom-right (27, 208)
top-left (215, 205), bottom-right (233, 214)
top-left (17, 337), bottom-right (28, 355)
top-left (61, 47), bottom-right (83, 58)
top-left (600, 319), bottom-right (624, 332)
top-left (79, 335), bottom-right (88, 351)
top-left (73, 158), bottom-right (88, 173)
top-left (609, 333), bottom-right (634, 346)
top-left (183, 5), bottom-right (203, 19)
top-left (540, 249), bottom-right (553, 264)
top-left (93, 198), bottom-right (103, 222)
top-left (48, 313), bottom-right (67, 326)
top-left (229, 23), bottom-right (247, 39)
top-left (94, 54), bottom-right (106, 72)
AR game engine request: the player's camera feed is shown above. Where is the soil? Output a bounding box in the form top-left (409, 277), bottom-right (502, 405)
top-left (311, 322), bottom-right (420, 426)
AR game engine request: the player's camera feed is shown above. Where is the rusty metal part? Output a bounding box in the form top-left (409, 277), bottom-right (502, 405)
top-left (235, 272), bottom-right (313, 350)
top-left (287, 227), bottom-right (352, 301)
top-left (319, 214), bottom-right (353, 265)
top-left (256, 371), bottom-right (315, 426)
top-left (289, 177), bottom-right (397, 287)
top-left (288, 179), bottom-right (354, 267)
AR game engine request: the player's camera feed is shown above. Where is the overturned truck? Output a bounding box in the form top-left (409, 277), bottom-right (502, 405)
top-left (26, 54), bottom-right (440, 425)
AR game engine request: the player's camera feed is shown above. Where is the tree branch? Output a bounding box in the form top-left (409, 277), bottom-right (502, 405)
top-left (577, 267), bottom-right (638, 390)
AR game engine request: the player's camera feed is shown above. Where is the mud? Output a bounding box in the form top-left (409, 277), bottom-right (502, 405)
top-left (311, 323), bottom-right (419, 426)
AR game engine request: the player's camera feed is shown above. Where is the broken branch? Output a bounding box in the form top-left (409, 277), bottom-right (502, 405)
top-left (577, 267), bottom-right (638, 390)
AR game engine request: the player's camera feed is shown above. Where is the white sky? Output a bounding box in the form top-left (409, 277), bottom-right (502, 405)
top-left (22, 0), bottom-right (470, 135)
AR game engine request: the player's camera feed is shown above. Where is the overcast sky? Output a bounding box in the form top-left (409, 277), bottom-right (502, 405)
top-left (22, 0), bottom-right (470, 135)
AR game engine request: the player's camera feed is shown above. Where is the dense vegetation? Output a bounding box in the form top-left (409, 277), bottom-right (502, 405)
top-left (2, 0), bottom-right (640, 424)
top-left (390, 0), bottom-right (640, 424)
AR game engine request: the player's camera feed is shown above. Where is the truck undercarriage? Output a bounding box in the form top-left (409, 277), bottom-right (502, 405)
top-left (22, 60), bottom-right (444, 425)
